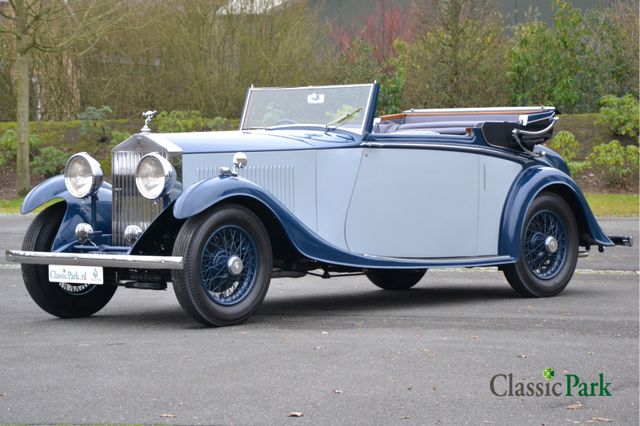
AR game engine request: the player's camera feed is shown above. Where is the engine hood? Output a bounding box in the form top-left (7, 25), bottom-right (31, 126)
top-left (126, 129), bottom-right (357, 155)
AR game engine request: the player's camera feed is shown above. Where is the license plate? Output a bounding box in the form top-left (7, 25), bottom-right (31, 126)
top-left (48, 265), bottom-right (104, 285)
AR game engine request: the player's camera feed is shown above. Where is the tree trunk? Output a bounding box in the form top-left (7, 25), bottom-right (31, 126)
top-left (15, 51), bottom-right (30, 196)
top-left (15, 0), bottom-right (30, 196)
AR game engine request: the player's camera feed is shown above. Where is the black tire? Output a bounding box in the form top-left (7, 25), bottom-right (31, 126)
top-left (366, 269), bottom-right (427, 290)
top-left (21, 202), bottom-right (117, 318)
top-left (171, 205), bottom-right (272, 327)
top-left (503, 192), bottom-right (578, 297)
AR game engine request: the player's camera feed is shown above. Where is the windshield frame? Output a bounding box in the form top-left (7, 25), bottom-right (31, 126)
top-left (239, 83), bottom-right (376, 135)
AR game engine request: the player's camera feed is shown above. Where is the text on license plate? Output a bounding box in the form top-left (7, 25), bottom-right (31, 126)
top-left (48, 265), bottom-right (104, 285)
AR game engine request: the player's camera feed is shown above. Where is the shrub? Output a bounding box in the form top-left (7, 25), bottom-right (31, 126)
top-left (110, 130), bottom-right (131, 147)
top-left (587, 140), bottom-right (639, 187)
top-left (206, 117), bottom-right (232, 131)
top-left (597, 94), bottom-right (639, 137)
top-left (567, 161), bottom-right (589, 178)
top-left (79, 105), bottom-right (113, 121)
top-left (548, 131), bottom-right (579, 162)
top-left (156, 110), bottom-right (207, 133)
top-left (31, 146), bottom-right (68, 177)
top-left (79, 105), bottom-right (113, 143)
top-left (0, 130), bottom-right (43, 167)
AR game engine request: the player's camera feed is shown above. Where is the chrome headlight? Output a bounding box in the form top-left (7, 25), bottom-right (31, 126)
top-left (64, 153), bottom-right (103, 198)
top-left (135, 152), bottom-right (176, 200)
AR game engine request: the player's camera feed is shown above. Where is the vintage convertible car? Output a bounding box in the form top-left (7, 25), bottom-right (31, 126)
top-left (6, 83), bottom-right (632, 326)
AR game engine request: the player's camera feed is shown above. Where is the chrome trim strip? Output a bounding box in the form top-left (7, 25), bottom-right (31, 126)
top-left (512, 117), bottom-right (558, 137)
top-left (5, 250), bottom-right (183, 270)
top-left (361, 141), bottom-right (529, 164)
top-left (363, 141), bottom-right (507, 153)
top-left (405, 106), bottom-right (554, 113)
top-left (522, 113), bottom-right (556, 125)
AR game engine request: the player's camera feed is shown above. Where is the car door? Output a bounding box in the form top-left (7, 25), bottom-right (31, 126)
top-left (344, 146), bottom-right (480, 258)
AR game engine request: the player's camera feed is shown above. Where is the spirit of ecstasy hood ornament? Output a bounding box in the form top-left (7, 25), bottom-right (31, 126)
top-left (141, 110), bottom-right (158, 132)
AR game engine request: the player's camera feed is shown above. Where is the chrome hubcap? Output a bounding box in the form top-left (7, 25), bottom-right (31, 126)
top-left (227, 256), bottom-right (244, 276)
top-left (545, 236), bottom-right (558, 254)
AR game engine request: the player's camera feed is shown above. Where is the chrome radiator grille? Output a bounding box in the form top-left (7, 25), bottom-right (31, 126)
top-left (112, 151), bottom-right (166, 245)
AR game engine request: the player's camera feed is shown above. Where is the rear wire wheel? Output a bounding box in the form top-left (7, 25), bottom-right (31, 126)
top-left (21, 202), bottom-right (117, 318)
top-left (503, 192), bottom-right (578, 297)
top-left (172, 205), bottom-right (272, 326)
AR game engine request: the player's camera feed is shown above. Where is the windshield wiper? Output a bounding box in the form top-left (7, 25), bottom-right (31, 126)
top-left (325, 107), bottom-right (363, 130)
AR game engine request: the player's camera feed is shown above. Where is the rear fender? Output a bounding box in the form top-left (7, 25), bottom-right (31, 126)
top-left (499, 166), bottom-right (612, 259)
top-left (21, 175), bottom-right (113, 251)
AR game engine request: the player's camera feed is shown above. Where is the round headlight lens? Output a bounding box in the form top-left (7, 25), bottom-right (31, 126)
top-left (64, 153), bottom-right (103, 198)
top-left (135, 153), bottom-right (176, 200)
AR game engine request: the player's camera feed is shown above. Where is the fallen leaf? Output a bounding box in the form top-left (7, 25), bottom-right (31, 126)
top-left (566, 401), bottom-right (582, 410)
top-left (400, 415), bottom-right (410, 420)
top-left (288, 411), bottom-right (304, 417)
top-left (160, 413), bottom-right (176, 418)
top-left (590, 417), bottom-right (614, 423)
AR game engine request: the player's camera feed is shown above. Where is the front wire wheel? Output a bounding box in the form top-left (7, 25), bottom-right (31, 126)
top-left (21, 202), bottom-right (117, 318)
top-left (503, 192), bottom-right (578, 297)
top-left (200, 225), bottom-right (258, 306)
top-left (172, 205), bottom-right (272, 326)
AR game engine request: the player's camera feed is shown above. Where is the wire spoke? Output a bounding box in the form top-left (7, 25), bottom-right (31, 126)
top-left (199, 224), bottom-right (258, 306)
top-left (524, 210), bottom-right (568, 280)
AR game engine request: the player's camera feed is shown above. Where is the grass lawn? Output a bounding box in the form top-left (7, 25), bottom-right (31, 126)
top-left (584, 193), bottom-right (639, 217)
top-left (0, 198), bottom-right (23, 214)
top-left (0, 198), bottom-right (59, 215)
top-left (1, 193), bottom-right (637, 217)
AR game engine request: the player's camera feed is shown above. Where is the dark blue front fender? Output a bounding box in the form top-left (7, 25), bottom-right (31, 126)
top-left (22, 175), bottom-right (113, 251)
top-left (499, 166), bottom-right (613, 259)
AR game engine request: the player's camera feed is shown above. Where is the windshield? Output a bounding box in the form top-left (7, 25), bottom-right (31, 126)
top-left (240, 84), bottom-right (375, 134)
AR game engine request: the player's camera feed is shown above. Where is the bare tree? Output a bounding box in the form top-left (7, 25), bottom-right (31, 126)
top-left (0, 0), bottom-right (120, 195)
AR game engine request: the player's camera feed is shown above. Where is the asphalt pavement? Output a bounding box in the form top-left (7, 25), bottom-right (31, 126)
top-left (0, 215), bottom-right (638, 425)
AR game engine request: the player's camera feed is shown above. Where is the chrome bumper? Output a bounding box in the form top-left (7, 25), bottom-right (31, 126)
top-left (5, 250), bottom-right (183, 270)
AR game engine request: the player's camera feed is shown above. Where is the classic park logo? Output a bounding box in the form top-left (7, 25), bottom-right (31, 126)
top-left (490, 368), bottom-right (612, 397)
